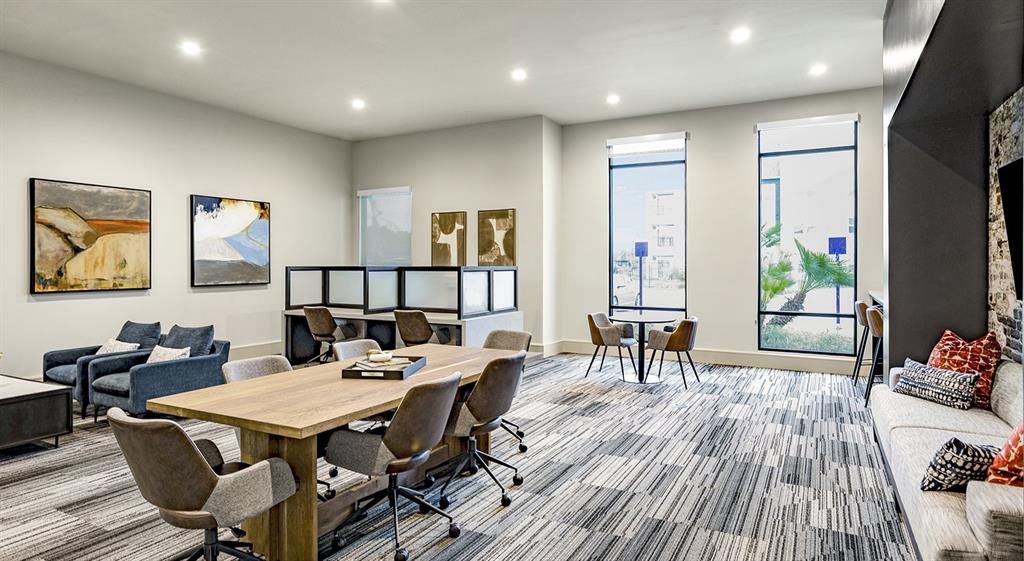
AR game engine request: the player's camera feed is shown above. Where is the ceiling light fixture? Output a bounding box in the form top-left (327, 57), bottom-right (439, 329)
top-left (808, 63), bottom-right (828, 77)
top-left (510, 67), bottom-right (528, 82)
top-left (729, 26), bottom-right (751, 44)
top-left (179, 40), bottom-right (203, 57)
top-left (606, 93), bottom-right (621, 105)
top-left (351, 98), bottom-right (366, 110)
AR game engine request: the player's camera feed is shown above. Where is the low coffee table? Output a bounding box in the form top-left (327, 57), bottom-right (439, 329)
top-left (0, 374), bottom-right (73, 450)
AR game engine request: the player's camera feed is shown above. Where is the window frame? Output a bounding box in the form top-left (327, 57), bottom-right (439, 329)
top-left (607, 137), bottom-right (688, 314)
top-left (756, 120), bottom-right (859, 356)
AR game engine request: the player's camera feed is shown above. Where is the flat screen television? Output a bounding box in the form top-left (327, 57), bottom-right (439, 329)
top-left (998, 157), bottom-right (1022, 298)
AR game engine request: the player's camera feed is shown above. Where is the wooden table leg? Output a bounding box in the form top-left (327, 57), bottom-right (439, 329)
top-left (241, 430), bottom-right (319, 561)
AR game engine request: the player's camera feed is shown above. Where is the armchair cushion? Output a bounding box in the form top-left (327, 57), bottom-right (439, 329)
top-left (146, 345), bottom-right (191, 363)
top-left (116, 321), bottom-right (162, 349)
top-left (43, 345), bottom-right (103, 371)
top-left (92, 373), bottom-right (131, 397)
top-left (97, 338), bottom-right (140, 355)
top-left (163, 325), bottom-right (215, 357)
top-left (45, 364), bottom-right (78, 385)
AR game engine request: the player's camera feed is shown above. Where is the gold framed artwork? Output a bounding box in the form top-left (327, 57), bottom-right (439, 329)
top-left (477, 208), bottom-right (516, 266)
top-left (431, 211), bottom-right (467, 266)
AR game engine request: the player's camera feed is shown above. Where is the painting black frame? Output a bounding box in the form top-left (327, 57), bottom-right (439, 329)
top-left (189, 194), bottom-right (271, 288)
top-left (30, 177), bottom-right (152, 294)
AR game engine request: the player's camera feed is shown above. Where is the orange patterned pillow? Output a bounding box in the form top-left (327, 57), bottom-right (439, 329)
top-left (927, 330), bottom-right (1001, 409)
top-left (987, 423), bottom-right (1024, 487)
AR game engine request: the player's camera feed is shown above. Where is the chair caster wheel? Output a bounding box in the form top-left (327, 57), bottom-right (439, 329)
top-left (500, 494), bottom-right (512, 507)
top-left (230, 527), bottom-right (246, 538)
top-left (332, 534), bottom-right (346, 549)
top-left (467, 467), bottom-right (478, 476)
top-left (448, 523), bottom-right (461, 538)
top-left (439, 496), bottom-right (451, 509)
top-left (513, 474), bottom-right (524, 486)
top-left (418, 502), bottom-right (431, 514)
top-left (324, 489), bottom-right (336, 499)
top-left (516, 430), bottom-right (525, 438)
top-left (329, 468), bottom-right (339, 478)
top-left (518, 444), bottom-right (528, 453)
top-left (423, 474), bottom-right (436, 486)
top-left (394, 548), bottom-right (409, 561)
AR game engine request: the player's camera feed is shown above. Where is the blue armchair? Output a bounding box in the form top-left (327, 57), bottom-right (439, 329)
top-left (42, 321), bottom-right (161, 418)
top-left (88, 340), bottom-right (231, 418)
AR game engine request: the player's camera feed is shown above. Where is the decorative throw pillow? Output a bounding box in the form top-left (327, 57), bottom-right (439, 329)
top-left (96, 338), bottom-right (140, 355)
top-left (928, 330), bottom-right (1002, 409)
top-left (146, 345), bottom-right (191, 364)
top-left (987, 423), bottom-right (1024, 487)
top-left (115, 320), bottom-right (162, 349)
top-left (893, 358), bottom-right (979, 409)
top-left (162, 325), bottom-right (215, 357)
top-left (921, 437), bottom-right (1000, 491)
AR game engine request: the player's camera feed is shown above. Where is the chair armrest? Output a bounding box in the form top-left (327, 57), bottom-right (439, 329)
top-left (130, 353), bottom-right (226, 407)
top-left (647, 329), bottom-right (670, 350)
top-left (965, 481), bottom-right (1024, 560)
top-left (194, 439), bottom-right (226, 471)
top-left (44, 345), bottom-right (101, 371)
top-left (87, 351), bottom-right (151, 383)
top-left (597, 325), bottom-right (621, 346)
top-left (615, 323), bottom-right (635, 339)
top-left (203, 457), bottom-right (297, 527)
top-left (888, 367), bottom-right (904, 388)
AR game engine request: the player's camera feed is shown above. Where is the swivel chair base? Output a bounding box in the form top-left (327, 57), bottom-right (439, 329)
top-left (168, 528), bottom-right (260, 561)
top-left (437, 435), bottom-right (523, 510)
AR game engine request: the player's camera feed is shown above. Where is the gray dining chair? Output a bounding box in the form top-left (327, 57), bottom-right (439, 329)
top-left (333, 338), bottom-right (382, 360)
top-left (482, 330), bottom-right (532, 453)
top-left (646, 318), bottom-right (700, 388)
top-left (585, 312), bottom-right (637, 379)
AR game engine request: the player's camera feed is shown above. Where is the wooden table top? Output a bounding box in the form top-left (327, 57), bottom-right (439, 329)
top-left (147, 344), bottom-right (537, 439)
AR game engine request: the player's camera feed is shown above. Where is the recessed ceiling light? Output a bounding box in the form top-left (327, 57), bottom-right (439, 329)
top-left (808, 63), bottom-right (828, 77)
top-left (729, 26), bottom-right (751, 44)
top-left (351, 98), bottom-right (366, 110)
top-left (510, 67), bottom-right (528, 82)
top-left (179, 40), bottom-right (202, 57)
top-left (606, 93), bottom-right (621, 105)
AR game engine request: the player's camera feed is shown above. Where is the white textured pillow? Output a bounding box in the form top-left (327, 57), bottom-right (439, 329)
top-left (97, 338), bottom-right (140, 355)
top-left (146, 345), bottom-right (191, 364)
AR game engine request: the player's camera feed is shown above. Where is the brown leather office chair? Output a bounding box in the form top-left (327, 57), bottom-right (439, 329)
top-left (324, 373), bottom-right (462, 561)
top-left (585, 313), bottom-right (637, 380)
top-left (482, 330), bottom-right (532, 453)
top-left (646, 318), bottom-right (700, 388)
top-left (863, 306), bottom-right (884, 406)
top-left (394, 309), bottom-right (455, 346)
top-left (303, 306), bottom-right (339, 363)
top-left (107, 407), bottom-right (296, 561)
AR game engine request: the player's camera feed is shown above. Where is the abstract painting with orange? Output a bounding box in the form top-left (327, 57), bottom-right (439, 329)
top-left (31, 179), bottom-right (151, 293)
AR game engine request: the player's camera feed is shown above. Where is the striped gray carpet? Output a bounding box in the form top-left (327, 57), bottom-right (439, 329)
top-left (0, 354), bottom-right (912, 561)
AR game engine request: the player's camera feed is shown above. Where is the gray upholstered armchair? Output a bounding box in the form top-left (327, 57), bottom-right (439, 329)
top-left (88, 328), bottom-right (230, 418)
top-left (42, 320), bottom-right (161, 418)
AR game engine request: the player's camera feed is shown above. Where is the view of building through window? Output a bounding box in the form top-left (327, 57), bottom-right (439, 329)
top-left (757, 116), bottom-right (858, 355)
top-left (358, 187), bottom-right (412, 266)
top-left (608, 134), bottom-right (686, 312)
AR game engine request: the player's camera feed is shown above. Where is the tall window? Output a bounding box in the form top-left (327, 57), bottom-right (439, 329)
top-left (757, 115), bottom-right (858, 355)
top-left (608, 133), bottom-right (687, 313)
top-left (358, 187), bottom-right (412, 266)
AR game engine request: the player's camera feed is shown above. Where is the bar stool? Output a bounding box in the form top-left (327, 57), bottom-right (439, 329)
top-left (850, 301), bottom-right (871, 385)
top-left (862, 306), bottom-right (884, 406)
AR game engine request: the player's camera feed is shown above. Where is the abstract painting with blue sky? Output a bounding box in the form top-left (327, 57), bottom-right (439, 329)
top-left (190, 195), bottom-right (270, 286)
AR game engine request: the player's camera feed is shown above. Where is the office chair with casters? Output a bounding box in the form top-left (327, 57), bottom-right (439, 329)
top-left (221, 356), bottom-right (338, 500)
top-left (303, 306), bottom-right (339, 363)
top-left (645, 318), bottom-right (700, 388)
top-left (333, 338), bottom-right (382, 360)
top-left (482, 330), bottom-right (532, 453)
top-left (585, 313), bottom-right (637, 380)
top-left (324, 373), bottom-right (462, 561)
top-left (437, 352), bottom-right (528, 510)
top-left (394, 310), bottom-right (452, 346)
top-left (107, 407), bottom-right (296, 561)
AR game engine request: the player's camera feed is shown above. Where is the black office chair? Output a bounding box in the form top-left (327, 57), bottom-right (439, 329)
top-left (394, 310), bottom-right (453, 346)
top-left (303, 306), bottom-right (338, 363)
top-left (482, 330), bottom-right (532, 453)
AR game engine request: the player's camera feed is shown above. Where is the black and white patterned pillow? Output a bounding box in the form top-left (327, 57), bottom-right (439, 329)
top-left (893, 358), bottom-right (979, 409)
top-left (921, 438), bottom-right (999, 491)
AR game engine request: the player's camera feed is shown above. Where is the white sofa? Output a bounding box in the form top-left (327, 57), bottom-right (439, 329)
top-left (869, 360), bottom-right (1023, 561)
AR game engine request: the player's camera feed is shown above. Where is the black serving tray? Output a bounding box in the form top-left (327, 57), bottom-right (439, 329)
top-left (342, 356), bottom-right (426, 380)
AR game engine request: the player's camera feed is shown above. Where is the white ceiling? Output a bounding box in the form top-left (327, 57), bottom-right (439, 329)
top-left (0, 0), bottom-right (884, 141)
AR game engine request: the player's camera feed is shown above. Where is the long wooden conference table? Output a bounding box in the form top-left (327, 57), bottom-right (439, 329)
top-left (149, 344), bottom-right (535, 561)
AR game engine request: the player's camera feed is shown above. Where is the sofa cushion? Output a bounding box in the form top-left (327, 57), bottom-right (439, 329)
top-left (928, 330), bottom-right (1002, 409)
top-left (870, 384), bottom-right (1011, 459)
top-left (92, 373), bottom-right (131, 397)
top-left (889, 427), bottom-right (1008, 561)
top-left (965, 480), bottom-right (1024, 560)
top-left (987, 423), bottom-right (1024, 487)
top-left (116, 321), bottom-right (161, 349)
top-left (163, 325), bottom-right (214, 357)
top-left (96, 338), bottom-right (140, 355)
top-left (146, 345), bottom-right (191, 364)
top-left (920, 437), bottom-right (1000, 491)
top-left (45, 364), bottom-right (78, 385)
top-left (990, 361), bottom-right (1023, 428)
top-left (893, 359), bottom-right (978, 410)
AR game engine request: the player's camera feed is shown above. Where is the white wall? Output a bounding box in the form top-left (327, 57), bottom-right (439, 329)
top-left (541, 117), bottom-right (562, 348)
top-left (351, 116), bottom-right (549, 342)
top-left (0, 53), bottom-right (353, 377)
top-left (558, 87), bottom-right (883, 372)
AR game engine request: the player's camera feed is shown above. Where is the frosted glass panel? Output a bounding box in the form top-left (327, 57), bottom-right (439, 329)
top-left (328, 270), bottom-right (363, 305)
top-left (493, 270), bottom-right (516, 311)
top-left (289, 270), bottom-right (323, 306)
top-left (462, 271), bottom-right (489, 315)
top-left (405, 271), bottom-right (457, 310)
top-left (359, 190), bottom-right (411, 266)
top-left (367, 270), bottom-right (398, 310)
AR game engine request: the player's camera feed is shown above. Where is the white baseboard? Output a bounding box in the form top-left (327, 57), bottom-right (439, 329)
top-left (552, 339), bottom-right (863, 375)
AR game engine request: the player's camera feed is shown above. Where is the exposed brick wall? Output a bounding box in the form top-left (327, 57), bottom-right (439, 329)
top-left (988, 87), bottom-right (1023, 361)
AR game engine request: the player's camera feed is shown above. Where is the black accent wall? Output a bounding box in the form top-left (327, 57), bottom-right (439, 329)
top-left (883, 0), bottom-right (1023, 368)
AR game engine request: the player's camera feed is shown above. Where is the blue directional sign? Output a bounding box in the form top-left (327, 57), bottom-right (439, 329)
top-left (634, 241), bottom-right (648, 257)
top-left (828, 237), bottom-right (847, 256)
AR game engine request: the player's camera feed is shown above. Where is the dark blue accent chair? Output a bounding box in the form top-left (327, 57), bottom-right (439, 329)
top-left (88, 339), bottom-right (231, 417)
